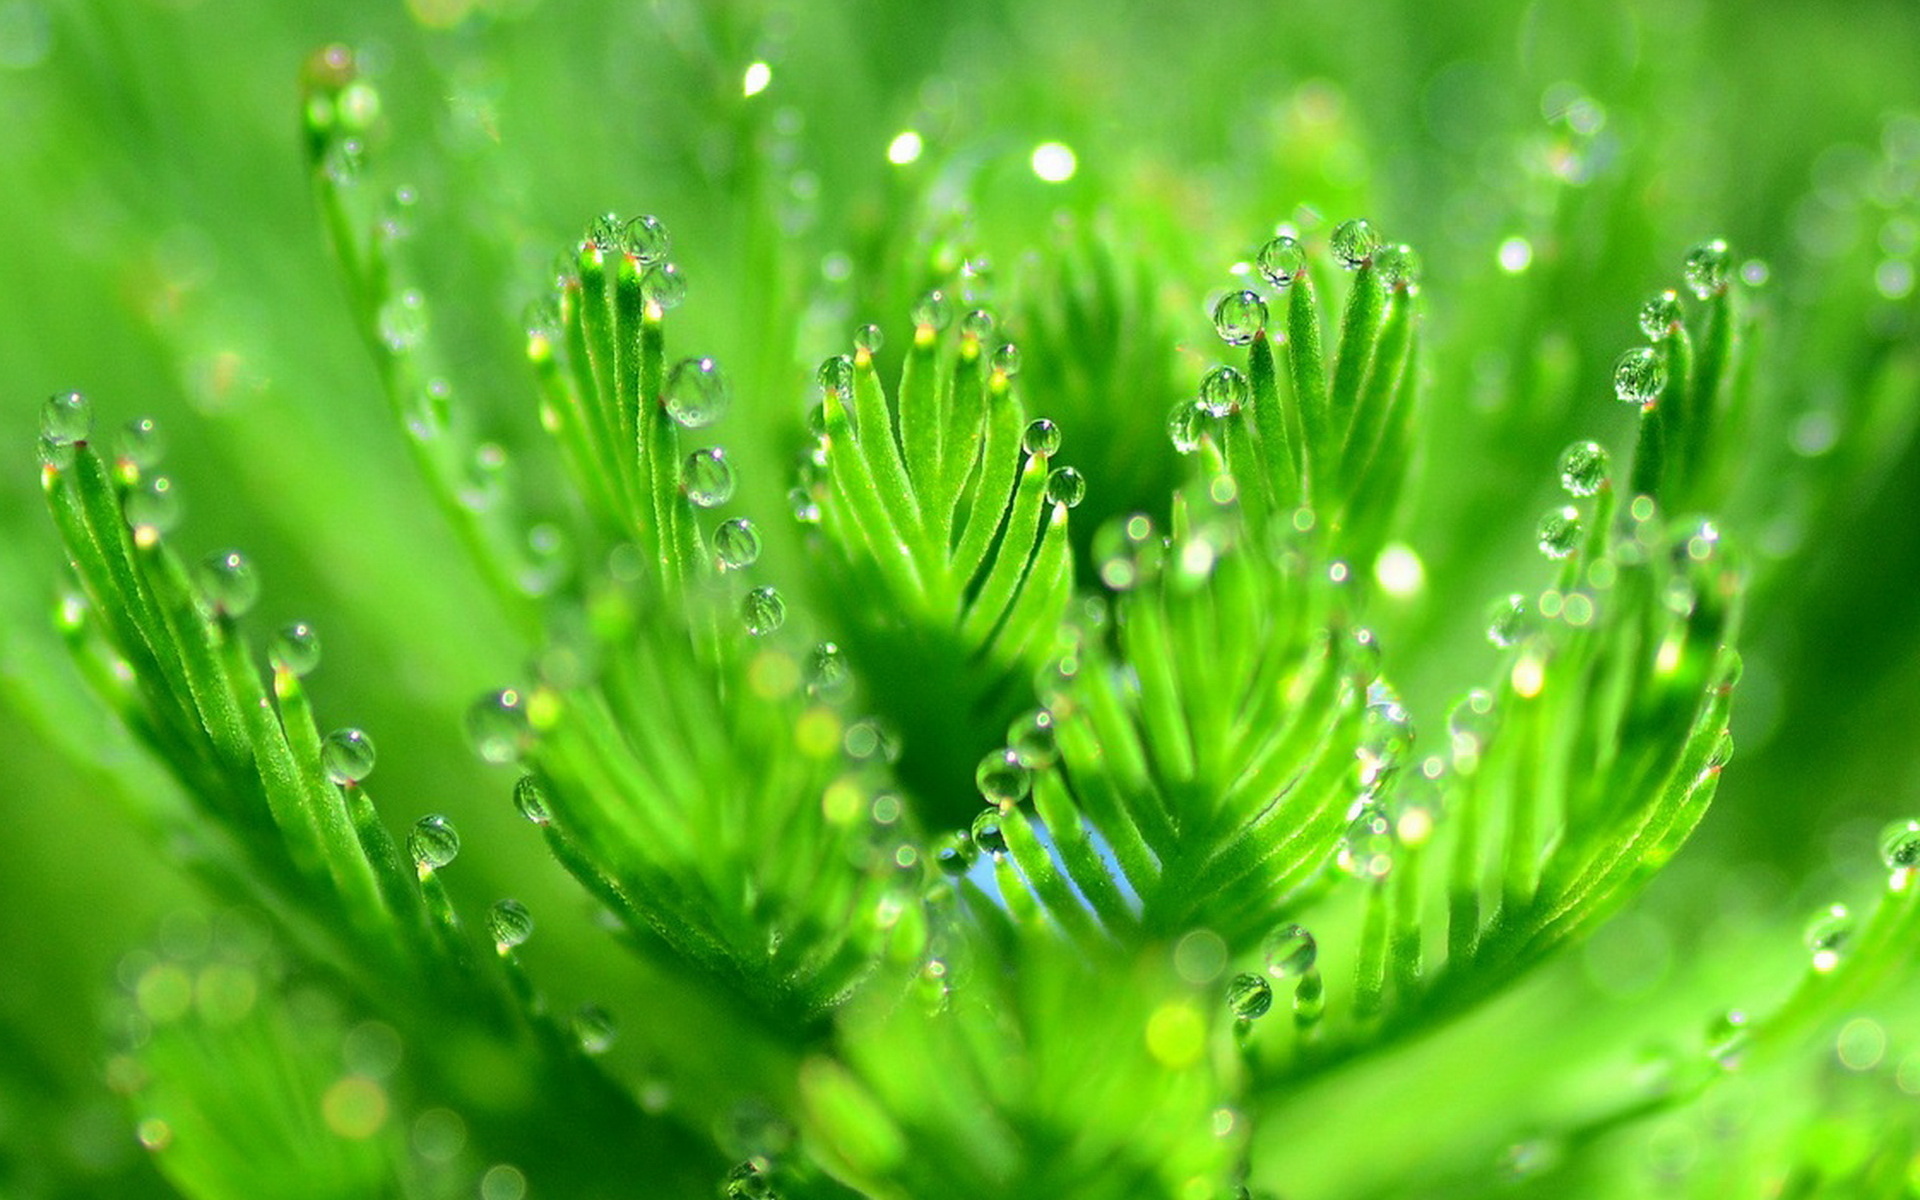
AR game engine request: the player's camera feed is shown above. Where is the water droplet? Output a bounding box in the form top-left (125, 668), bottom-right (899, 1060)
top-left (1705, 1009), bottom-right (1750, 1068)
top-left (1022, 418), bottom-right (1061, 457)
top-left (487, 899), bottom-right (534, 949)
top-left (1336, 802), bottom-right (1395, 880)
top-left (990, 343), bottom-right (1022, 378)
top-left (586, 214), bottom-right (623, 248)
top-left (1638, 290), bottom-right (1682, 340)
top-left (970, 807), bottom-right (1009, 856)
top-left (723, 1158), bottom-right (777, 1200)
top-left (41, 391), bottom-right (92, 446)
top-left (116, 417), bottom-right (166, 468)
top-left (1330, 219), bottom-right (1381, 269)
top-left (1256, 235), bottom-right (1306, 287)
top-left (573, 1004), bottom-right (616, 1054)
top-left (1093, 513), bottom-right (1165, 591)
top-left (1804, 903), bottom-right (1853, 973)
top-left (641, 262), bottom-right (688, 309)
top-left (1557, 440), bottom-right (1611, 497)
top-left (195, 550), bottom-right (260, 617)
top-left (377, 289), bottom-right (427, 350)
top-left (1007, 709), bottom-right (1057, 768)
top-left (1358, 685), bottom-right (1415, 791)
top-left (714, 517), bottom-right (762, 571)
top-left (1878, 819), bottom-right (1920, 872)
top-left (742, 586), bottom-right (786, 636)
top-left (1486, 593), bottom-right (1532, 648)
top-left (1447, 688), bottom-right (1497, 755)
top-left (816, 354), bottom-right (854, 398)
top-left (1683, 239), bottom-right (1731, 299)
top-left (976, 747), bottom-right (1031, 806)
top-left (1537, 505), bottom-right (1583, 559)
top-left (1167, 400), bottom-right (1211, 454)
top-left (125, 475), bottom-right (182, 537)
top-left (408, 814), bottom-right (461, 871)
top-left (269, 621), bottom-right (322, 676)
top-left (322, 728), bottom-right (377, 786)
top-left (1613, 347), bottom-right (1667, 406)
top-left (788, 487), bottom-right (821, 525)
top-left (1262, 924), bottom-right (1318, 980)
top-left (1211, 289), bottom-right (1268, 346)
top-left (853, 323), bottom-right (884, 354)
top-left (683, 448), bottom-right (736, 508)
top-left (513, 776), bottom-right (552, 826)
top-left (961, 309), bottom-right (995, 341)
top-left (467, 688), bottom-right (533, 765)
top-left (665, 356), bottom-right (730, 428)
top-left (1045, 466), bottom-right (1086, 508)
top-left (933, 830), bottom-right (977, 876)
top-left (621, 214), bottom-right (669, 264)
top-left (1226, 972), bottom-right (1273, 1020)
top-left (1199, 365), bottom-right (1250, 417)
top-left (805, 642), bottom-right (849, 695)
top-left (910, 290), bottom-right (953, 332)
top-left (1374, 243), bottom-right (1420, 288)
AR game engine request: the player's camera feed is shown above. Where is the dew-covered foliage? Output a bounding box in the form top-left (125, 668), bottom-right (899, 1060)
top-left (4, 2), bottom-right (1920, 1198)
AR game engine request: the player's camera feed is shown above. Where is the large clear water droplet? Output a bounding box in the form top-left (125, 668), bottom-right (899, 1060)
top-left (125, 475), bottom-right (182, 537)
top-left (975, 747), bottom-right (1031, 806)
top-left (1225, 972), bottom-right (1273, 1020)
top-left (621, 214), bottom-right (669, 264)
top-left (805, 642), bottom-right (850, 697)
top-left (573, 1004), bottom-right (616, 1054)
top-left (933, 830), bottom-right (977, 876)
top-left (683, 448), bottom-right (736, 507)
top-left (911, 289), bottom-right (953, 332)
top-left (1557, 441), bottom-right (1611, 497)
top-left (1045, 466), bottom-right (1086, 509)
top-left (1879, 819), bottom-right (1920, 871)
top-left (1613, 347), bottom-right (1666, 406)
top-left (1374, 243), bottom-right (1420, 288)
top-left (269, 621), bottom-right (322, 677)
top-left (1447, 688), bottom-right (1497, 755)
top-left (408, 814), bottom-right (461, 871)
top-left (991, 343), bottom-right (1022, 378)
top-left (1022, 418), bottom-right (1061, 457)
top-left (41, 391), bottom-right (92, 446)
top-left (1537, 505), bottom-right (1583, 559)
top-left (323, 728), bottom-right (377, 786)
top-left (467, 688), bottom-right (533, 765)
top-left (1211, 289), bottom-right (1268, 346)
top-left (1256, 235), bottom-right (1306, 287)
top-left (1168, 400), bottom-right (1211, 454)
top-left (1199, 366), bottom-right (1250, 418)
top-left (513, 775), bottom-right (552, 826)
top-left (487, 899), bottom-right (534, 949)
top-left (1336, 802), bottom-right (1395, 880)
top-left (1683, 239), bottom-right (1731, 299)
top-left (1486, 593), bottom-right (1532, 648)
top-left (742, 586), bottom-right (786, 636)
top-left (1638, 290), bottom-right (1682, 340)
top-left (1803, 903), bottom-right (1853, 973)
top-left (196, 550), bottom-right (261, 617)
top-left (1007, 709), bottom-right (1057, 768)
top-left (116, 417), bottom-right (166, 468)
top-left (970, 806), bottom-right (1009, 857)
top-left (1263, 923), bottom-right (1317, 980)
top-left (1330, 219), bottom-right (1381, 269)
top-left (815, 354), bottom-right (853, 398)
top-left (641, 262), bottom-right (688, 309)
top-left (714, 517), bottom-right (762, 571)
top-left (961, 309), bottom-right (995, 341)
top-left (665, 356), bottom-right (730, 428)
top-left (853, 323), bottom-right (884, 355)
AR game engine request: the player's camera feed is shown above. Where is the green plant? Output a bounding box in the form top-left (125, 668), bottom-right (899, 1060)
top-left (8, 5), bottom-right (1920, 1199)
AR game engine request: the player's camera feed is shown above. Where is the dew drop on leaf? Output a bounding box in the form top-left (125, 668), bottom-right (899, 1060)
top-left (1007, 708), bottom-right (1057, 768)
top-left (621, 214), bottom-right (669, 264)
top-left (1537, 505), bottom-right (1583, 560)
top-left (116, 417), bottom-right (165, 468)
top-left (1613, 347), bottom-right (1666, 405)
top-left (961, 309), bottom-right (995, 341)
top-left (683, 447), bottom-right (736, 508)
top-left (1803, 903), bottom-right (1853, 973)
top-left (991, 343), bottom-right (1022, 378)
top-left (1198, 365), bottom-right (1249, 417)
top-left (1256, 235), bottom-right (1306, 287)
top-left (322, 728), bottom-right (377, 786)
top-left (1374, 243), bottom-right (1419, 288)
top-left (665, 356), bottom-right (730, 428)
top-left (911, 289), bottom-right (953, 332)
top-left (487, 899), bottom-right (534, 949)
top-left (269, 621), bottom-right (322, 677)
top-left (933, 830), bottom-right (977, 876)
top-left (573, 1004), bottom-right (616, 1054)
top-left (970, 806), bottom-right (1009, 857)
top-left (975, 747), bottom-right (1031, 806)
top-left (1486, 593), bottom-right (1532, 648)
top-left (466, 688), bottom-right (532, 765)
top-left (41, 391), bottom-right (92, 446)
top-left (1330, 218), bottom-right (1381, 269)
top-left (714, 517), bottom-right (762, 571)
top-left (408, 814), bottom-right (461, 871)
top-left (513, 775), bottom-right (552, 826)
top-left (1683, 239), bottom-right (1731, 299)
top-left (1878, 819), bottom-right (1920, 872)
top-left (1045, 466), bottom-right (1086, 508)
top-left (196, 550), bottom-right (260, 617)
top-left (742, 586), bottom-right (786, 636)
top-left (1262, 923), bottom-right (1318, 980)
top-left (1557, 440), bottom-right (1611, 497)
top-left (1225, 972), bottom-right (1273, 1020)
top-left (1168, 400), bottom-right (1211, 454)
top-left (125, 475), bottom-right (182, 537)
top-left (641, 261), bottom-right (688, 309)
top-left (1211, 289), bottom-right (1267, 346)
top-left (1337, 802), bottom-right (1395, 880)
top-left (1022, 418), bottom-right (1061, 457)
top-left (853, 322), bottom-right (884, 354)
top-left (815, 354), bottom-right (853, 398)
top-left (1638, 289), bottom-right (1682, 340)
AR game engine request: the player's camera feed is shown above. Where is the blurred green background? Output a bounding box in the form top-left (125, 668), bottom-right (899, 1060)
top-left (2, 0), bottom-right (1918, 1194)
